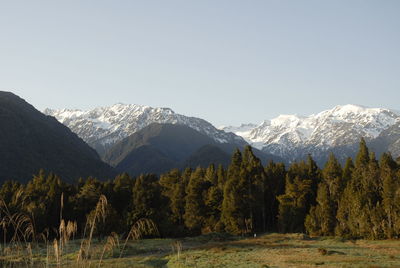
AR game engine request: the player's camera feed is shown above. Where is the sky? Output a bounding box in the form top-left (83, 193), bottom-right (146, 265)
top-left (0, 1), bottom-right (399, 126)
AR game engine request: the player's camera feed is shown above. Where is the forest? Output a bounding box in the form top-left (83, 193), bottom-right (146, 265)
top-left (1, 137), bottom-right (399, 244)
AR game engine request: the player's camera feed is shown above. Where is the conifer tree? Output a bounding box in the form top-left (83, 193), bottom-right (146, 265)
top-left (380, 153), bottom-right (399, 238)
top-left (278, 156), bottom-right (320, 233)
top-left (264, 161), bottom-right (286, 230)
top-left (221, 149), bottom-right (247, 235)
top-left (323, 153), bottom-right (343, 201)
top-left (306, 153), bottom-right (342, 236)
top-left (342, 157), bottom-right (354, 184)
top-left (184, 167), bottom-right (208, 233)
top-left (355, 137), bottom-right (369, 168)
top-left (111, 173), bottom-right (133, 216)
top-left (336, 138), bottom-right (380, 238)
top-left (129, 174), bottom-right (163, 226)
top-left (305, 182), bottom-right (335, 235)
top-left (160, 169), bottom-right (185, 227)
top-left (216, 164), bottom-right (227, 189)
top-left (242, 146), bottom-right (267, 232)
top-left (278, 175), bottom-right (312, 232)
top-left (204, 164), bottom-right (223, 232)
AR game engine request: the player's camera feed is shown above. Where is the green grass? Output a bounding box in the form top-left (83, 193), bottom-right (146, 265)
top-left (1, 233), bottom-right (400, 267)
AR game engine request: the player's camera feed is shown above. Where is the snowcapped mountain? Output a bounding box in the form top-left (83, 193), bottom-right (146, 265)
top-left (45, 103), bottom-right (400, 165)
top-left (220, 123), bottom-right (257, 138)
top-left (44, 103), bottom-right (247, 156)
top-left (222, 105), bottom-right (400, 163)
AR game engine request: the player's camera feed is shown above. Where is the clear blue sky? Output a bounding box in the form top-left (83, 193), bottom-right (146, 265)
top-left (1, 1), bottom-right (399, 126)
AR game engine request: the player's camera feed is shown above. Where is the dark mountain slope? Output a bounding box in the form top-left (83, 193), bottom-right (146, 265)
top-left (0, 91), bottom-right (115, 183)
top-left (183, 145), bottom-right (231, 168)
top-left (104, 123), bottom-right (282, 176)
top-left (103, 123), bottom-right (217, 167)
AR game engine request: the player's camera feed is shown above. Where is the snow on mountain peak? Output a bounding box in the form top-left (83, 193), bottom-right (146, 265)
top-left (223, 104), bottom-right (400, 161)
top-left (45, 103), bottom-right (246, 156)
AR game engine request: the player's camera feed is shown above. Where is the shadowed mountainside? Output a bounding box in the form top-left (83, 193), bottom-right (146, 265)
top-left (0, 91), bottom-right (116, 183)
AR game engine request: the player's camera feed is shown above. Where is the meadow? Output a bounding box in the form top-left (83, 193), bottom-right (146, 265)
top-left (1, 232), bottom-right (400, 267)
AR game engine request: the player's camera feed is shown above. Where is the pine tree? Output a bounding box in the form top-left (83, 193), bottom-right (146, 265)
top-left (111, 173), bottom-right (133, 216)
top-left (323, 153), bottom-right (343, 201)
top-left (305, 182), bottom-right (335, 236)
top-left (355, 137), bottom-right (369, 168)
top-left (160, 169), bottom-right (185, 226)
top-left (380, 153), bottom-right (399, 238)
top-left (204, 164), bottom-right (223, 232)
top-left (221, 149), bottom-right (247, 235)
top-left (264, 161), bottom-right (286, 230)
top-left (336, 138), bottom-right (381, 238)
top-left (129, 174), bottom-right (163, 226)
top-left (241, 146), bottom-right (267, 232)
top-left (216, 164), bottom-right (227, 189)
top-left (278, 156), bottom-right (320, 233)
top-left (183, 167), bottom-right (208, 233)
top-left (278, 175), bottom-right (312, 232)
top-left (342, 157), bottom-right (354, 185)
top-left (305, 153), bottom-right (342, 236)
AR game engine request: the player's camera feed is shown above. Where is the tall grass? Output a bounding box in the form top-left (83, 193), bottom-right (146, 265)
top-left (0, 193), bottom-right (159, 267)
top-left (171, 240), bottom-right (182, 261)
top-left (119, 218), bottom-right (159, 258)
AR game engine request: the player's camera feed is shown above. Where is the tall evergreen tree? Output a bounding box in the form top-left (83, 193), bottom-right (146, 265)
top-left (380, 153), bottom-right (400, 238)
top-left (242, 146), bottom-right (267, 232)
top-left (306, 154), bottom-right (342, 236)
top-left (129, 174), bottom-right (163, 226)
top-left (221, 149), bottom-right (247, 235)
top-left (184, 167), bottom-right (208, 233)
top-left (336, 138), bottom-right (381, 238)
top-left (278, 155), bottom-right (320, 233)
top-left (305, 182), bottom-right (335, 236)
top-left (111, 173), bottom-right (133, 216)
top-left (264, 161), bottom-right (286, 230)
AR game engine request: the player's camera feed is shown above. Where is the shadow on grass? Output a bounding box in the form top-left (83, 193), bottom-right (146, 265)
top-left (196, 240), bottom-right (307, 253)
top-left (142, 258), bottom-right (168, 267)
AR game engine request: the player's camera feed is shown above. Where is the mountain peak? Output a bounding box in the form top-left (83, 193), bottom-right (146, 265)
top-left (45, 103), bottom-right (246, 157)
top-left (225, 104), bottom-right (400, 162)
top-left (322, 104), bottom-right (385, 116)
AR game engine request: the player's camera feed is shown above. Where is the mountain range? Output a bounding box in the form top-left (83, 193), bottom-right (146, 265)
top-left (221, 104), bottom-right (400, 164)
top-left (45, 103), bottom-right (400, 167)
top-left (2, 90), bottom-right (399, 183)
top-left (44, 104), bottom-right (247, 157)
top-left (44, 103), bottom-right (282, 175)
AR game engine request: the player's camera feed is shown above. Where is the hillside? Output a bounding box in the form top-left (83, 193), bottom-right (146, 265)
top-left (0, 91), bottom-right (116, 183)
top-left (103, 123), bottom-right (240, 175)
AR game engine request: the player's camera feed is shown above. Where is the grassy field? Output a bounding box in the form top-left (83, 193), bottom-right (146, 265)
top-left (1, 233), bottom-right (400, 267)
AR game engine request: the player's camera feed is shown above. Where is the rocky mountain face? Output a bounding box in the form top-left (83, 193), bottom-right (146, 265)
top-left (45, 104), bottom-right (247, 157)
top-left (221, 105), bottom-right (400, 164)
top-left (0, 91), bottom-right (116, 183)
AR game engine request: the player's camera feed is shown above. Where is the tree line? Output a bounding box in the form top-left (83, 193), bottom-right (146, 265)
top-left (0, 138), bottom-right (399, 240)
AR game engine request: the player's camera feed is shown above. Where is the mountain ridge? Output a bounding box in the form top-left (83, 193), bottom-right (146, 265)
top-left (44, 103), bottom-right (247, 157)
top-left (221, 104), bottom-right (400, 163)
top-left (45, 103), bottom-right (400, 165)
top-left (103, 123), bottom-right (264, 176)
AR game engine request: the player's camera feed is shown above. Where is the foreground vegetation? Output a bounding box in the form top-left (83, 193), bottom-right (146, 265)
top-left (1, 233), bottom-right (400, 267)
